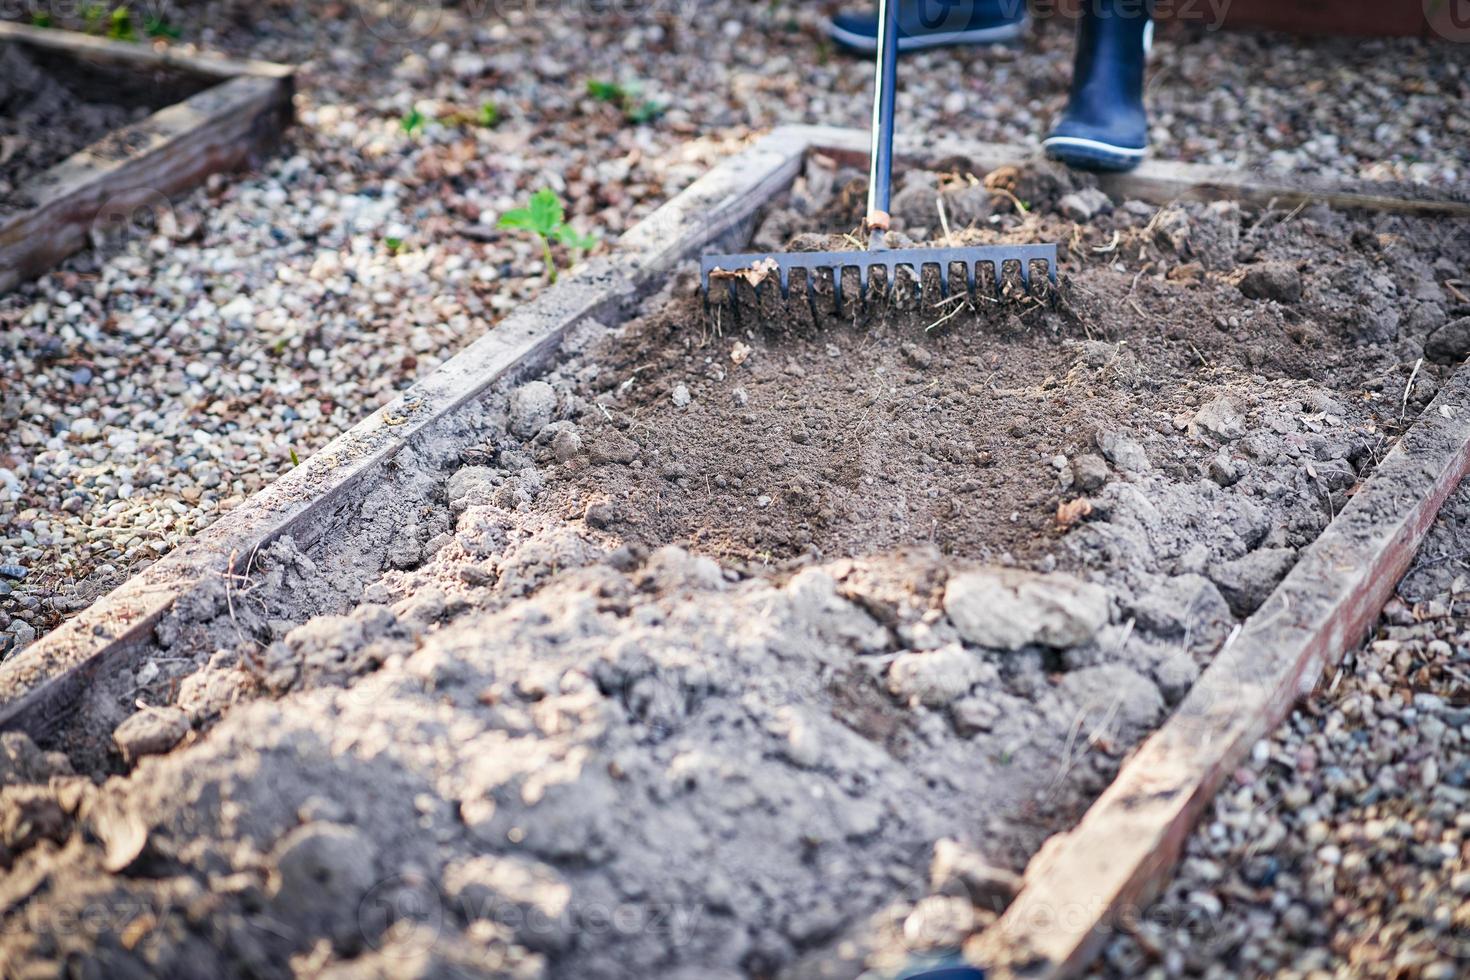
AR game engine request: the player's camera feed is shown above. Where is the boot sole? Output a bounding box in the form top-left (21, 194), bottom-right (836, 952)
top-left (1041, 135), bottom-right (1146, 173)
top-left (825, 17), bottom-right (1029, 53)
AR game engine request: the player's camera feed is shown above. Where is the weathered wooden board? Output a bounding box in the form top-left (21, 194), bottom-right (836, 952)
top-left (965, 365), bottom-right (1470, 978)
top-left (0, 22), bottom-right (294, 292)
top-left (794, 124), bottom-right (1470, 218)
top-left (0, 128), bottom-right (813, 736)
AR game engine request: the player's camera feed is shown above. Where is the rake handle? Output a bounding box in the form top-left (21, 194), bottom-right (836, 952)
top-left (866, 0), bottom-right (900, 249)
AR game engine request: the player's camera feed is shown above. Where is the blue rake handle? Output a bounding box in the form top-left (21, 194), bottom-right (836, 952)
top-left (867, 0), bottom-right (901, 251)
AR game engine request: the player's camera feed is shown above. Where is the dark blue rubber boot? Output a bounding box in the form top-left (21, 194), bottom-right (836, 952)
top-left (825, 0), bottom-right (1028, 54)
top-left (1043, 0), bottom-right (1152, 172)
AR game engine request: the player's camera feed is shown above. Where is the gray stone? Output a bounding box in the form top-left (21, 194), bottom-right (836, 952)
top-left (1058, 664), bottom-right (1165, 736)
top-left (888, 644), bottom-right (995, 707)
top-left (1130, 574), bottom-right (1232, 638)
top-left (509, 380), bottom-right (557, 438)
top-left (1096, 430), bottom-right (1150, 473)
top-left (1191, 396), bottom-right (1246, 441)
top-left (1425, 317), bottom-right (1470, 364)
top-left (1071, 453), bottom-right (1109, 492)
top-left (112, 706), bottom-right (190, 763)
top-left (1208, 547), bottom-right (1298, 616)
top-left (445, 466), bottom-right (500, 511)
top-left (1058, 187), bottom-right (1113, 222)
top-left (1238, 262), bottom-right (1302, 304)
top-left (590, 429), bottom-right (640, 465)
top-left (944, 568), bottom-right (1110, 650)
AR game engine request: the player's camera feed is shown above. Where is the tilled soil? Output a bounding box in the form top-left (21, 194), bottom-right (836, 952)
top-left (2, 161), bottom-right (1469, 978)
top-left (0, 41), bottom-right (207, 207)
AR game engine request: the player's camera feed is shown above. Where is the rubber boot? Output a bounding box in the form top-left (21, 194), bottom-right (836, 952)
top-left (1043, 0), bottom-right (1152, 172)
top-left (825, 0), bottom-right (1029, 54)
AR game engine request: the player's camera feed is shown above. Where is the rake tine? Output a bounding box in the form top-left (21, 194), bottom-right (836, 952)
top-left (832, 265), bottom-right (844, 314)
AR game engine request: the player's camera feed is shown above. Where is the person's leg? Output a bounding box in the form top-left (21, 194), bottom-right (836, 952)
top-left (1043, 0), bottom-right (1152, 172)
top-left (824, 0), bottom-right (1028, 55)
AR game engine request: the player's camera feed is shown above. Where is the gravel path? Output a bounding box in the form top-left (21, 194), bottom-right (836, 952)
top-left (1, 4), bottom-right (1466, 657)
top-left (1091, 480), bottom-right (1470, 980)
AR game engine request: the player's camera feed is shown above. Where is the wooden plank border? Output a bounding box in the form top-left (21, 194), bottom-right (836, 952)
top-left (793, 124), bottom-right (1470, 218)
top-left (965, 365), bottom-right (1470, 978)
top-left (0, 127), bottom-right (813, 737)
top-left (0, 22), bottom-right (294, 292)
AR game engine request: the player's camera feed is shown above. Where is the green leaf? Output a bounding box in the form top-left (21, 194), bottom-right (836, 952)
top-left (288, 447), bottom-right (300, 467)
top-left (624, 99), bottom-right (665, 125)
top-left (106, 6), bottom-right (135, 41)
top-left (496, 207), bottom-right (534, 231)
top-left (400, 107), bottom-right (425, 135)
top-left (527, 188), bottom-right (563, 235)
top-left (144, 15), bottom-right (181, 38)
top-left (384, 236), bottom-right (404, 253)
top-left (553, 226), bottom-right (597, 252)
top-left (478, 101), bottom-right (499, 127)
top-left (30, 12), bottom-right (52, 26)
top-left (586, 79), bottom-right (624, 103)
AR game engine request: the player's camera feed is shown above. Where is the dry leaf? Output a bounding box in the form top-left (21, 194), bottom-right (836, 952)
top-left (710, 256), bottom-right (779, 288)
top-left (983, 165), bottom-right (1020, 192)
top-left (1056, 497), bottom-right (1093, 529)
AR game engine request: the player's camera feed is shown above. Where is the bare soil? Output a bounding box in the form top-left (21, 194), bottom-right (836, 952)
top-left (2, 157), bottom-right (1468, 980)
top-left (0, 40), bottom-right (210, 207)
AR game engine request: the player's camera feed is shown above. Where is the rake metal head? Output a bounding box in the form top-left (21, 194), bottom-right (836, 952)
top-left (700, 242), bottom-right (1059, 308)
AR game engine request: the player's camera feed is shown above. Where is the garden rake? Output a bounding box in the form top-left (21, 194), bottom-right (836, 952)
top-left (700, 0), bottom-right (1058, 312)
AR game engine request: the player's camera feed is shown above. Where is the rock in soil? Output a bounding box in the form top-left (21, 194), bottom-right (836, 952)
top-left (945, 568), bottom-right (1110, 650)
top-left (1208, 547), bottom-right (1299, 616)
top-left (1425, 315), bottom-right (1470, 364)
top-left (111, 706), bottom-right (190, 763)
top-left (1237, 262), bottom-right (1303, 304)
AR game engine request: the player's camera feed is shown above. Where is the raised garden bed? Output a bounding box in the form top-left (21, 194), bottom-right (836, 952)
top-left (0, 21), bottom-right (293, 292)
top-left (1, 127), bottom-right (1468, 978)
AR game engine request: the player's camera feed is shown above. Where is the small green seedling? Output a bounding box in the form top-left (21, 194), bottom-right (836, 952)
top-left (497, 188), bottom-right (597, 283)
top-left (144, 15), bottom-right (181, 38)
top-left (400, 107), bottom-right (425, 136)
top-left (585, 79), bottom-right (625, 104)
top-left (288, 447), bottom-right (300, 467)
top-left (106, 6), bottom-right (135, 41)
top-left (478, 101), bottom-right (500, 127)
top-left (585, 78), bottom-right (664, 126)
top-left (383, 236), bottom-right (404, 254)
top-left (30, 11), bottom-right (51, 27)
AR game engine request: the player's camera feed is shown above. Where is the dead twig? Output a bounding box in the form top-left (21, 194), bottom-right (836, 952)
top-left (935, 195), bottom-right (954, 247)
top-left (1402, 357), bottom-right (1424, 421)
